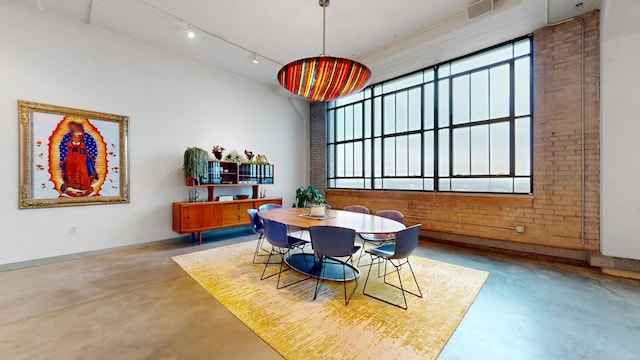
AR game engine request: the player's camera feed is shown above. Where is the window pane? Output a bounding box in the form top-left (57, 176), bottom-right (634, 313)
top-left (345, 142), bottom-right (353, 177)
top-left (450, 43), bottom-right (513, 75)
top-left (408, 134), bottom-right (421, 176)
top-left (424, 83), bottom-right (435, 129)
top-left (327, 110), bottom-right (335, 143)
top-left (396, 136), bottom-right (408, 176)
top-left (451, 178), bottom-right (513, 192)
top-left (383, 178), bottom-right (424, 190)
top-left (439, 178), bottom-right (451, 191)
top-left (438, 64), bottom-right (450, 78)
top-left (424, 131), bottom-right (434, 177)
top-left (384, 137), bottom-right (396, 176)
top-left (471, 125), bottom-right (489, 175)
top-left (383, 72), bottom-right (423, 94)
top-left (438, 129), bottom-right (449, 176)
top-left (490, 122), bottom-right (510, 175)
top-left (490, 64), bottom-right (510, 119)
top-left (515, 117), bottom-right (531, 175)
top-left (336, 144), bottom-right (344, 177)
top-left (383, 95), bottom-right (396, 134)
top-left (353, 141), bottom-right (363, 177)
top-left (423, 178), bottom-right (434, 191)
top-left (514, 38), bottom-right (531, 57)
top-left (453, 127), bottom-right (470, 175)
top-left (396, 91), bottom-right (408, 133)
top-left (364, 139), bottom-right (371, 177)
top-left (470, 70), bottom-right (489, 122)
top-left (336, 108), bottom-right (345, 141)
top-left (353, 103), bottom-right (363, 139)
top-left (453, 75), bottom-right (470, 124)
top-left (515, 57), bottom-right (531, 117)
top-left (514, 178), bottom-right (530, 193)
top-left (335, 179), bottom-right (364, 189)
top-left (438, 80), bottom-right (449, 128)
top-left (334, 91), bottom-right (364, 107)
top-left (327, 145), bottom-right (335, 178)
top-left (424, 68), bottom-right (434, 82)
top-left (373, 97), bottom-right (382, 136)
top-left (364, 100), bottom-right (371, 137)
top-left (408, 88), bottom-right (421, 131)
top-left (345, 105), bottom-right (354, 140)
top-left (374, 178), bottom-right (382, 189)
top-left (374, 138), bottom-right (382, 177)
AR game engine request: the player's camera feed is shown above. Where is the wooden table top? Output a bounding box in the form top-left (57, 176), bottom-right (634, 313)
top-left (258, 207), bottom-right (406, 234)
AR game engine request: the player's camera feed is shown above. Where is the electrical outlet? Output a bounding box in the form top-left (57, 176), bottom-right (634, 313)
top-left (515, 225), bottom-right (525, 234)
top-left (69, 226), bottom-right (78, 235)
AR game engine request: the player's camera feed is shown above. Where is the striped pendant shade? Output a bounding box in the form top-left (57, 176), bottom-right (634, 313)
top-left (278, 56), bottom-right (371, 102)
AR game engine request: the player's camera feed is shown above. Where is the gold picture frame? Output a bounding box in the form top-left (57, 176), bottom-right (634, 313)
top-left (18, 100), bottom-right (130, 209)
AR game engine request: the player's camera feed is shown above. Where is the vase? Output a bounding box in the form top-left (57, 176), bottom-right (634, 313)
top-left (309, 204), bottom-right (326, 217)
top-left (213, 151), bottom-right (223, 160)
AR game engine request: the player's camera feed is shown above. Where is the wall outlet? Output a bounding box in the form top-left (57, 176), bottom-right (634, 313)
top-left (69, 226), bottom-right (78, 235)
top-left (515, 225), bottom-right (525, 234)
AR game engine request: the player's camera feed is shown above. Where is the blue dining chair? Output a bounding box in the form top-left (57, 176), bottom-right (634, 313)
top-left (309, 226), bottom-right (361, 305)
top-left (258, 203), bottom-right (282, 211)
top-left (248, 209), bottom-right (269, 264)
top-left (357, 210), bottom-right (405, 267)
top-left (362, 224), bottom-right (423, 310)
top-left (343, 205), bottom-right (370, 214)
top-left (261, 219), bottom-right (311, 289)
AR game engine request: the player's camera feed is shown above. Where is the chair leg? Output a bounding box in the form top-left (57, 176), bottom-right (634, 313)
top-left (313, 256), bottom-right (326, 301)
top-left (343, 262), bottom-right (359, 305)
top-left (252, 234), bottom-right (264, 264)
top-left (363, 257), bottom-right (421, 310)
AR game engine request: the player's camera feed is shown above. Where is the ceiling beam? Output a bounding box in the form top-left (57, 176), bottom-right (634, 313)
top-left (87, 0), bottom-right (95, 25)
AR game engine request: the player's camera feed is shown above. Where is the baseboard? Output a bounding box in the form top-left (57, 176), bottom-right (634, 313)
top-left (602, 268), bottom-right (640, 280)
top-left (0, 227), bottom-right (253, 272)
top-left (421, 230), bottom-right (590, 264)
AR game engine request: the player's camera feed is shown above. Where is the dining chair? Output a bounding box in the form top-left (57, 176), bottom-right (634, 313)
top-left (309, 226), bottom-right (361, 305)
top-left (247, 209), bottom-right (268, 264)
top-left (343, 205), bottom-right (370, 214)
top-left (356, 210), bottom-right (405, 266)
top-left (362, 224), bottom-right (423, 310)
top-left (261, 219), bottom-right (311, 289)
top-left (258, 203), bottom-right (282, 211)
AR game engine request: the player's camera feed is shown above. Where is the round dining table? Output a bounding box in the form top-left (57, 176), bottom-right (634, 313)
top-left (258, 207), bottom-right (406, 281)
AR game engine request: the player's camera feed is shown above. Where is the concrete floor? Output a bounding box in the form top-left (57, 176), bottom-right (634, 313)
top-left (0, 230), bottom-right (639, 360)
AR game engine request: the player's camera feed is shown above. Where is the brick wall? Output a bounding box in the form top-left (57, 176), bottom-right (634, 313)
top-left (310, 102), bottom-right (327, 194)
top-left (312, 11), bottom-right (600, 252)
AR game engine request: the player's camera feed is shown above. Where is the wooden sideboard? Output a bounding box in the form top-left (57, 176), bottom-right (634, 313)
top-left (172, 197), bottom-right (283, 245)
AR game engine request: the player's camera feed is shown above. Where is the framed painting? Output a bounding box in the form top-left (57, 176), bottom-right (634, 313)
top-left (18, 100), bottom-right (130, 209)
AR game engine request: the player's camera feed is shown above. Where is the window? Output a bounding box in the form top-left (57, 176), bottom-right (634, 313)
top-left (327, 37), bottom-right (532, 193)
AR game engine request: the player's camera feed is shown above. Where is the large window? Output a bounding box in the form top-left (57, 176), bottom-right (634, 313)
top-left (327, 37), bottom-right (532, 193)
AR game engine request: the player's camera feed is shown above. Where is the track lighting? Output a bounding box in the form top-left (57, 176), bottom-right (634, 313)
top-left (252, 53), bottom-right (259, 64)
top-left (187, 24), bottom-right (195, 39)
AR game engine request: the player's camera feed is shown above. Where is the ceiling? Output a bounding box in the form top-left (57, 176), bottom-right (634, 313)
top-left (6, 0), bottom-right (601, 96)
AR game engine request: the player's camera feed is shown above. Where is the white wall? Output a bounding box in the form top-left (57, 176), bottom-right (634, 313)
top-left (601, 0), bottom-right (640, 260)
top-left (0, 6), bottom-right (310, 265)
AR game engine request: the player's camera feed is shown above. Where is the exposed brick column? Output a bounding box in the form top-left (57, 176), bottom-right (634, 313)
top-left (310, 102), bottom-right (327, 195)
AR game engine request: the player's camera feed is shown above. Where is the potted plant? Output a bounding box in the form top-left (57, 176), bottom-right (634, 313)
top-left (182, 147), bottom-right (209, 185)
top-left (212, 145), bottom-right (225, 160)
top-left (224, 150), bottom-right (247, 164)
top-left (294, 185), bottom-right (326, 216)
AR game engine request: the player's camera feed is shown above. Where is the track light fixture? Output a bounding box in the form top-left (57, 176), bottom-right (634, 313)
top-left (187, 24), bottom-right (195, 39)
top-left (252, 53), bottom-right (259, 64)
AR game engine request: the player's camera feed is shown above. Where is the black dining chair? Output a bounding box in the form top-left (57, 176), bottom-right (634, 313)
top-left (309, 226), bottom-right (361, 305)
top-left (260, 219), bottom-right (311, 289)
top-left (362, 224), bottom-right (423, 310)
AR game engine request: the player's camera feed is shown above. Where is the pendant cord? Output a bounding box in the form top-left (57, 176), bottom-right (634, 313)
top-left (322, 2), bottom-right (327, 56)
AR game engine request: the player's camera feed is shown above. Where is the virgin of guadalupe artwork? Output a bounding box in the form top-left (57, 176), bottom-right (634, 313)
top-left (52, 118), bottom-right (106, 197)
top-left (19, 100), bottom-right (129, 209)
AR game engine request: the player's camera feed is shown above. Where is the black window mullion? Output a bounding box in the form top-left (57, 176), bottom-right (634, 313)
top-left (433, 67), bottom-right (440, 191)
top-left (509, 60), bottom-right (516, 176)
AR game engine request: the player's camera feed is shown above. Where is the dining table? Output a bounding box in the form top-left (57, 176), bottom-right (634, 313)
top-left (258, 207), bottom-right (406, 282)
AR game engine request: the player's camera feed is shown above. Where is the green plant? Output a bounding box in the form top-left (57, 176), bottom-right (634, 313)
top-left (224, 150), bottom-right (246, 164)
top-left (182, 147), bottom-right (209, 181)
top-left (293, 185), bottom-right (325, 208)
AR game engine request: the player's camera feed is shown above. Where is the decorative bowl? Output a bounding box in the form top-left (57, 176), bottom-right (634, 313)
top-left (236, 195), bottom-right (250, 200)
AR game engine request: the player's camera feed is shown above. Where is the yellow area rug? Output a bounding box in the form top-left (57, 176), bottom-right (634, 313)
top-left (172, 241), bottom-right (488, 360)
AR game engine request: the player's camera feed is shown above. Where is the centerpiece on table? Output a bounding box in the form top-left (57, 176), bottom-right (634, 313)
top-left (294, 185), bottom-right (326, 217)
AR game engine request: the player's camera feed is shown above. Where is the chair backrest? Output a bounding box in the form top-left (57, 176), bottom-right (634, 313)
top-left (376, 210), bottom-right (404, 223)
top-left (343, 205), bottom-right (370, 214)
top-left (309, 226), bottom-right (357, 258)
top-left (263, 219), bottom-right (291, 248)
top-left (258, 203), bottom-right (282, 212)
top-left (247, 209), bottom-right (263, 234)
top-left (390, 224), bottom-right (422, 259)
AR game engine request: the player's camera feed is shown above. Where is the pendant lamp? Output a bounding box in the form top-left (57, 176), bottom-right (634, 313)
top-left (277, 0), bottom-right (371, 102)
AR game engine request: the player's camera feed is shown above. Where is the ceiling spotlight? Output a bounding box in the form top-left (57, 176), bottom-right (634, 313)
top-left (252, 53), bottom-right (259, 64)
top-left (187, 24), bottom-right (195, 39)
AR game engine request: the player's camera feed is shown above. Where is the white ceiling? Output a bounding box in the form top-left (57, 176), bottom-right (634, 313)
top-left (6, 0), bottom-right (601, 94)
